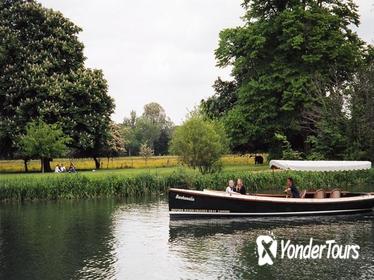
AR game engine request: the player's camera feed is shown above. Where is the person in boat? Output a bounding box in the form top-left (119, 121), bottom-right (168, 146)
top-left (226, 180), bottom-right (235, 193)
top-left (236, 179), bottom-right (246, 195)
top-left (285, 177), bottom-right (300, 198)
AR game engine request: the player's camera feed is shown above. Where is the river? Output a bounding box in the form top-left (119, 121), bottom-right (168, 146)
top-left (0, 196), bottom-right (373, 280)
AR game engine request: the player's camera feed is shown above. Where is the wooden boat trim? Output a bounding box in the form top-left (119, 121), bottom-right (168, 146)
top-left (170, 208), bottom-right (373, 216)
top-left (169, 188), bottom-right (374, 204)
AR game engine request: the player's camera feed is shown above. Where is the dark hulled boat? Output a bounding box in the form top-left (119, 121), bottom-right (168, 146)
top-left (169, 188), bottom-right (374, 218)
top-left (169, 160), bottom-right (374, 218)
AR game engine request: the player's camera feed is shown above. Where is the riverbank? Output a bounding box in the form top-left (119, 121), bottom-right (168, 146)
top-left (0, 166), bottom-right (373, 201)
top-left (0, 154), bottom-right (266, 173)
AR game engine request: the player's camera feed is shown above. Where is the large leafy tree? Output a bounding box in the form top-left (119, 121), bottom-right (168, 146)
top-left (19, 120), bottom-right (71, 173)
top-left (0, 0), bottom-right (114, 170)
top-left (202, 0), bottom-right (366, 154)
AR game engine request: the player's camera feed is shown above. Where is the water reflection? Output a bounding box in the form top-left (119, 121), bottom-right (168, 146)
top-left (169, 213), bottom-right (374, 279)
top-left (0, 197), bottom-right (373, 280)
top-left (0, 200), bottom-right (118, 280)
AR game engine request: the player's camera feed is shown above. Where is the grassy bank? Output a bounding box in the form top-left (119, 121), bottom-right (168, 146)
top-left (0, 154), bottom-right (267, 173)
top-left (0, 167), bottom-right (373, 201)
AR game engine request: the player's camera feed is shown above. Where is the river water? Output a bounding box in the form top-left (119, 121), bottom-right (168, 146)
top-left (0, 196), bottom-right (373, 280)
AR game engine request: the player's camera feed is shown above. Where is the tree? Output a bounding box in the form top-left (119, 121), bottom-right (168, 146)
top-left (101, 122), bottom-right (126, 168)
top-left (59, 69), bottom-right (114, 169)
top-left (19, 120), bottom-right (71, 173)
top-left (142, 102), bottom-right (174, 155)
top-left (143, 102), bottom-right (167, 124)
top-left (202, 0), bottom-right (367, 154)
top-left (274, 133), bottom-right (303, 160)
top-left (170, 116), bottom-right (228, 174)
top-left (121, 103), bottom-right (174, 156)
top-left (122, 111), bottom-right (139, 156)
top-left (139, 143), bottom-right (154, 166)
top-left (347, 58), bottom-right (374, 161)
top-left (0, 0), bottom-right (114, 170)
top-left (302, 73), bottom-right (350, 159)
top-left (201, 78), bottom-right (237, 119)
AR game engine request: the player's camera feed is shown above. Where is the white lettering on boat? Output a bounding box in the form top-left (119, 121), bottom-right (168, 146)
top-left (170, 209), bottom-right (230, 213)
top-left (175, 194), bottom-right (195, 202)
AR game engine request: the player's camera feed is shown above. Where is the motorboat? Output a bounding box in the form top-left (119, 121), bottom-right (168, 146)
top-left (169, 160), bottom-right (374, 218)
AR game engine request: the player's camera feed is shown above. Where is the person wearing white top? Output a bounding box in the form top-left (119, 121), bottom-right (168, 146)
top-left (60, 164), bottom-right (66, 172)
top-left (55, 164), bottom-right (61, 173)
top-left (226, 180), bottom-right (235, 194)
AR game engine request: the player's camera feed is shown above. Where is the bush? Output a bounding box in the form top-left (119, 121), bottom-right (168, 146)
top-left (170, 116), bottom-right (228, 174)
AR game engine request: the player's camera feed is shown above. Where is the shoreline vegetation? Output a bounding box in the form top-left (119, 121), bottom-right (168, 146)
top-left (0, 155), bottom-right (262, 173)
top-left (0, 161), bottom-right (373, 201)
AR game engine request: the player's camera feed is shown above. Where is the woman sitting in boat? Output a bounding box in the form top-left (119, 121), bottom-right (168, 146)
top-left (236, 179), bottom-right (246, 195)
top-left (285, 177), bottom-right (300, 198)
top-left (226, 180), bottom-right (235, 194)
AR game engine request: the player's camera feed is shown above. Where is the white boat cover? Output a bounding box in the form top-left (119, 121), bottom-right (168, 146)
top-left (269, 160), bottom-right (372, 172)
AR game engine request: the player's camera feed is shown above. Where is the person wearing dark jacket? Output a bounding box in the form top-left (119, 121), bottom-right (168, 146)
top-left (236, 178), bottom-right (246, 195)
top-left (285, 177), bottom-right (300, 198)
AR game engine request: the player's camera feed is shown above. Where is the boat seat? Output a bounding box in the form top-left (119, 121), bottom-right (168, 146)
top-left (330, 189), bottom-right (341, 198)
top-left (300, 190), bottom-right (307, 199)
top-left (314, 189), bottom-right (325, 199)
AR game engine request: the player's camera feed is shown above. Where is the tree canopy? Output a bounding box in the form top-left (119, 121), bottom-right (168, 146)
top-left (201, 0), bottom-right (369, 156)
top-left (122, 103), bottom-right (174, 156)
top-left (0, 0), bottom-right (114, 169)
top-left (19, 120), bottom-right (71, 172)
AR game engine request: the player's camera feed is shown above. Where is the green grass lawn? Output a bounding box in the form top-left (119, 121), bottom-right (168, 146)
top-left (0, 164), bottom-right (269, 180)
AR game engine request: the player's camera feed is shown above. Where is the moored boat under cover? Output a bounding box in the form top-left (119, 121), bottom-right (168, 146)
top-left (269, 160), bottom-right (372, 171)
top-left (169, 188), bottom-right (374, 218)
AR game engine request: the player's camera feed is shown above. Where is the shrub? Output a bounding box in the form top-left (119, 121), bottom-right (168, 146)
top-left (170, 116), bottom-right (228, 174)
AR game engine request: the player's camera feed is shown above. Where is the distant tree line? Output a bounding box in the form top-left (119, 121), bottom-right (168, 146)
top-left (121, 102), bottom-right (175, 157)
top-left (201, 0), bottom-right (374, 162)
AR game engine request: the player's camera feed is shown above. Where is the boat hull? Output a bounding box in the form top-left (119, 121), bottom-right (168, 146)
top-left (169, 188), bottom-right (374, 218)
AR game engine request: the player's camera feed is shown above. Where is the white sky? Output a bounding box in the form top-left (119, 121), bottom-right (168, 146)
top-left (38, 0), bottom-right (373, 124)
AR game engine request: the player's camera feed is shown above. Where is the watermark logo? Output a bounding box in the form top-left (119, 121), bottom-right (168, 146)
top-left (256, 235), bottom-right (277, 266)
top-left (256, 234), bottom-right (360, 266)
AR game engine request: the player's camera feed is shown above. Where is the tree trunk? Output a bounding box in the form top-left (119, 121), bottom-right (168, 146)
top-left (93, 157), bottom-right (101, 169)
top-left (41, 158), bottom-right (45, 173)
top-left (41, 158), bottom-right (52, 173)
top-left (23, 159), bottom-right (29, 173)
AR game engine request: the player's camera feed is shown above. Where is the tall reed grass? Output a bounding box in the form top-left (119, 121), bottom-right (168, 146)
top-left (0, 169), bottom-right (372, 201)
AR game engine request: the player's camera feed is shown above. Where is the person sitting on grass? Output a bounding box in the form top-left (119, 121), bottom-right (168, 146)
top-left (236, 178), bottom-right (246, 195)
top-left (60, 164), bottom-right (66, 172)
top-left (68, 163), bottom-right (76, 173)
top-left (284, 177), bottom-right (300, 198)
top-left (226, 180), bottom-right (235, 194)
top-left (54, 164), bottom-right (61, 173)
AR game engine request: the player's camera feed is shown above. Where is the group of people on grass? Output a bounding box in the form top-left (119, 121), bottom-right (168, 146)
top-left (225, 177), bottom-right (300, 198)
top-left (55, 163), bottom-right (76, 173)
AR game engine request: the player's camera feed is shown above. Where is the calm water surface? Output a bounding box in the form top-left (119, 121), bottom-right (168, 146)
top-left (0, 196), bottom-right (373, 280)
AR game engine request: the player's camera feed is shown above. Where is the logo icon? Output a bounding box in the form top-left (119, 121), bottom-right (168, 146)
top-left (256, 235), bottom-right (277, 266)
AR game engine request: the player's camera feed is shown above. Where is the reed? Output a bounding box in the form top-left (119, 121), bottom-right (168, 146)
top-left (0, 168), bottom-right (372, 201)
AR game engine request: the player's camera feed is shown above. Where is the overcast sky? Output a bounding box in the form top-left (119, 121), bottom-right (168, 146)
top-left (38, 0), bottom-right (373, 124)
